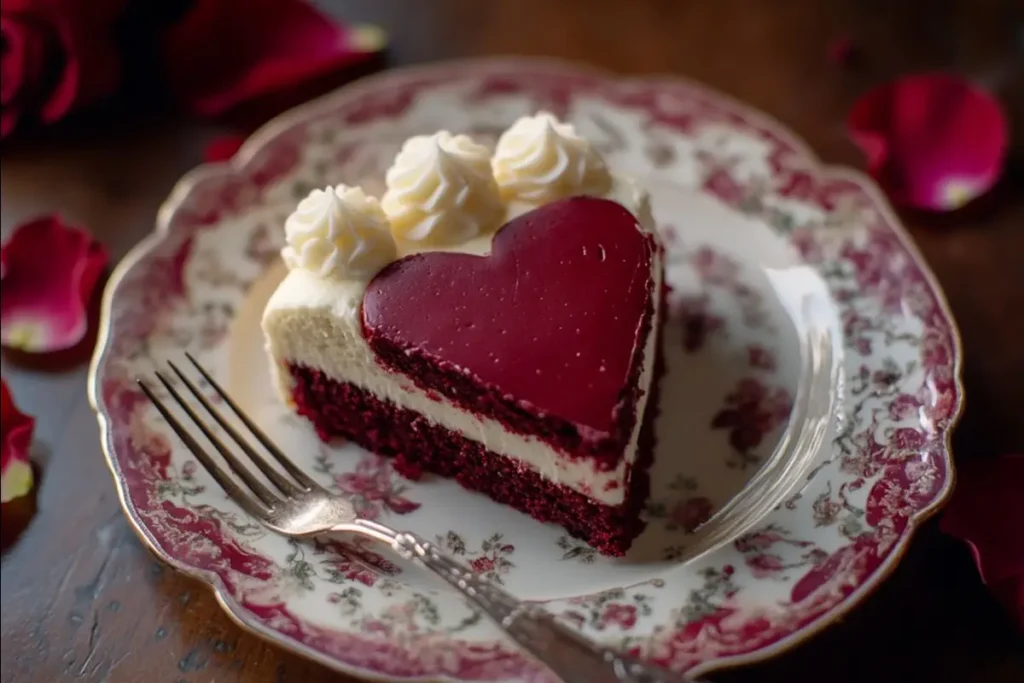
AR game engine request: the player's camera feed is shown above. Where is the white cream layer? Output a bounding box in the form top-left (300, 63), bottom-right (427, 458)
top-left (263, 176), bottom-right (661, 506)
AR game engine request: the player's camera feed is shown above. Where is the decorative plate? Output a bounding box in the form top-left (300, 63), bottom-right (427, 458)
top-left (89, 58), bottom-right (962, 682)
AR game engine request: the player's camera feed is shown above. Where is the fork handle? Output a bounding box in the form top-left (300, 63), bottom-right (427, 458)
top-left (384, 530), bottom-right (691, 683)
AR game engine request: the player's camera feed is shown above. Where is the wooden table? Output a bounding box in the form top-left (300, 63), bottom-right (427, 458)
top-left (2, 1), bottom-right (1022, 681)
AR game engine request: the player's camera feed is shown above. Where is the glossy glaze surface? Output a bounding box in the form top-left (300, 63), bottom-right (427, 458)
top-left (363, 197), bottom-right (657, 452)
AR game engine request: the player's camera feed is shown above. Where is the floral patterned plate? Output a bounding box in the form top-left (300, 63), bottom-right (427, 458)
top-left (88, 58), bottom-right (962, 682)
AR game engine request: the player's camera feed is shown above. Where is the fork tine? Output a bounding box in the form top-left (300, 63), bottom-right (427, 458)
top-left (168, 360), bottom-right (303, 497)
top-left (153, 371), bottom-right (281, 509)
top-left (137, 379), bottom-right (269, 518)
top-left (185, 351), bottom-right (322, 491)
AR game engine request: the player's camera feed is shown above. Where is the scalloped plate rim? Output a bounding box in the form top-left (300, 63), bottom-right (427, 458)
top-left (86, 56), bottom-right (964, 682)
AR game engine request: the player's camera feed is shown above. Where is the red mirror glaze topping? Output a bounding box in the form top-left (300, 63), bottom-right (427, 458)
top-left (362, 197), bottom-right (657, 456)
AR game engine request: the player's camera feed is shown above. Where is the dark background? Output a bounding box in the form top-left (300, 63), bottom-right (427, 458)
top-left (2, 1), bottom-right (1023, 681)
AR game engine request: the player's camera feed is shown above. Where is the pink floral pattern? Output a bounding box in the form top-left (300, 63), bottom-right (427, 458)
top-left (563, 582), bottom-right (661, 633)
top-left (747, 345), bottom-right (776, 371)
top-left (646, 475), bottom-right (715, 537)
top-left (712, 378), bottom-right (793, 468)
top-left (671, 497), bottom-right (715, 534)
top-left (676, 294), bottom-right (725, 354)
top-left (436, 531), bottom-right (516, 585)
top-left (734, 525), bottom-right (829, 579)
top-left (329, 453), bottom-right (421, 520)
top-left (321, 546), bottom-right (400, 592)
top-left (89, 60), bottom-right (961, 681)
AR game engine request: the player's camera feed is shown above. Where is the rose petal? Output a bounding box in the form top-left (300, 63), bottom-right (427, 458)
top-left (847, 73), bottom-right (1009, 211)
top-left (204, 134), bottom-right (247, 162)
top-left (162, 0), bottom-right (387, 118)
top-left (0, 215), bottom-right (108, 353)
top-left (1, 379), bottom-right (35, 503)
top-left (941, 454), bottom-right (1024, 626)
top-left (37, 0), bottom-right (126, 124)
top-left (1, 13), bottom-right (56, 138)
top-left (989, 576), bottom-right (1024, 632)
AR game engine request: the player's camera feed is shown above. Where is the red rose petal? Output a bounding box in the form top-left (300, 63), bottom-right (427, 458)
top-left (1, 378), bottom-right (35, 503)
top-left (204, 134), bottom-right (247, 162)
top-left (162, 0), bottom-right (387, 118)
top-left (847, 73), bottom-right (1008, 211)
top-left (990, 577), bottom-right (1024, 632)
top-left (941, 454), bottom-right (1024, 628)
top-left (0, 215), bottom-right (108, 353)
top-left (37, 0), bottom-right (126, 124)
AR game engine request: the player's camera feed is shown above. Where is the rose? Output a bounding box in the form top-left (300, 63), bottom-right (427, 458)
top-left (1, 0), bottom-right (387, 138)
top-left (746, 552), bottom-right (786, 578)
top-left (470, 557), bottom-right (495, 574)
top-left (0, 0), bottom-right (124, 139)
top-left (669, 496), bottom-right (713, 533)
top-left (599, 603), bottom-right (637, 630)
top-left (940, 454), bottom-right (1024, 631)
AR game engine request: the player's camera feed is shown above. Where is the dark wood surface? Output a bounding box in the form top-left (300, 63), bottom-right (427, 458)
top-left (2, 1), bottom-right (1022, 681)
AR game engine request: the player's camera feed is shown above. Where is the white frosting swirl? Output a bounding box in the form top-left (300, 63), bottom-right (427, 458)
top-left (281, 185), bottom-right (396, 281)
top-left (492, 112), bottom-right (612, 204)
top-left (381, 131), bottom-right (503, 246)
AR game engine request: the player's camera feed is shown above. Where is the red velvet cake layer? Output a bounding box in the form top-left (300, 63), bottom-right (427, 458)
top-left (287, 340), bottom-right (664, 555)
top-left (362, 198), bottom-right (658, 469)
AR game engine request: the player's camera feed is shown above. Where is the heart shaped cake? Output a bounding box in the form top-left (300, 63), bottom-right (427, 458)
top-left (263, 113), bottom-right (666, 555)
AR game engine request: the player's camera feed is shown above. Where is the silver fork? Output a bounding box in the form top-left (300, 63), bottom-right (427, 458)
top-left (138, 354), bottom-right (698, 683)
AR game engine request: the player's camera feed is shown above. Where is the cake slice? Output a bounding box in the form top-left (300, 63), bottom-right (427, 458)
top-left (263, 113), bottom-right (665, 555)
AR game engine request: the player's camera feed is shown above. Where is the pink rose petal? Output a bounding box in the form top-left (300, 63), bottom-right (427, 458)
top-left (1, 378), bottom-right (35, 503)
top-left (846, 73), bottom-right (1008, 211)
top-left (940, 453), bottom-right (1024, 629)
top-left (162, 0), bottom-right (387, 118)
top-left (0, 215), bottom-right (108, 353)
top-left (204, 134), bottom-right (247, 162)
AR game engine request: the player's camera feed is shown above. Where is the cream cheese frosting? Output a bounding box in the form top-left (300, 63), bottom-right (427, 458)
top-left (492, 111), bottom-right (612, 204)
top-left (381, 131), bottom-right (503, 247)
top-left (281, 185), bottom-right (396, 280)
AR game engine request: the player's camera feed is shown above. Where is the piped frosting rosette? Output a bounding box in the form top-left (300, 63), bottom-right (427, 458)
top-left (281, 185), bottom-right (396, 280)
